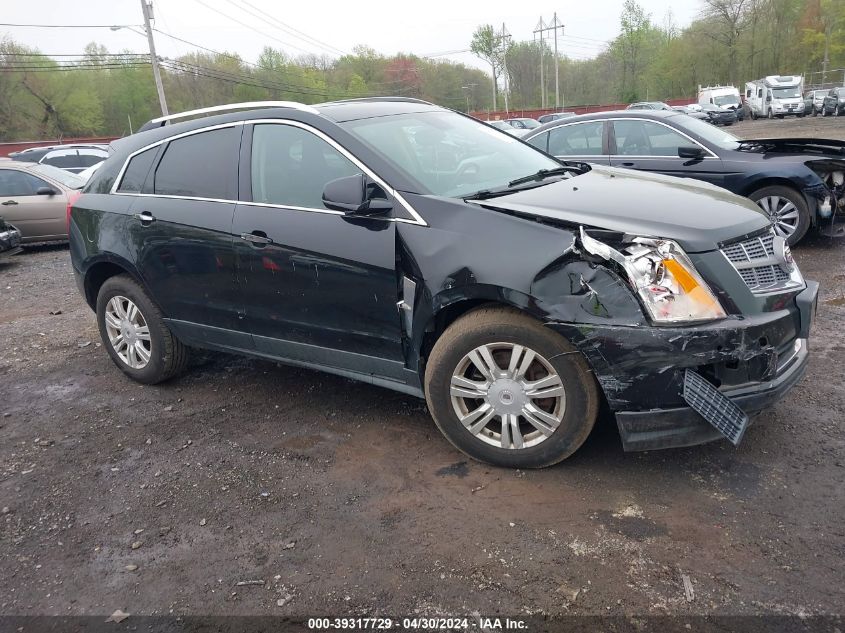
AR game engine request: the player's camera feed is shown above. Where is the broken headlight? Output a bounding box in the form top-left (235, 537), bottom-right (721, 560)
top-left (581, 229), bottom-right (726, 324)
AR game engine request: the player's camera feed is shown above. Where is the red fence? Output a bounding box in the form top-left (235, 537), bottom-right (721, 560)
top-left (472, 97), bottom-right (695, 120)
top-left (0, 136), bottom-right (120, 157)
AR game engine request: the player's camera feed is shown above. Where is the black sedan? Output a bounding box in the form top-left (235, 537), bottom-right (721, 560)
top-left (523, 110), bottom-right (845, 244)
top-left (700, 103), bottom-right (738, 125)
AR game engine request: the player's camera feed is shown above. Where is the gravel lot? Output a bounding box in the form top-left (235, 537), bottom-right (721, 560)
top-left (1, 117), bottom-right (844, 620)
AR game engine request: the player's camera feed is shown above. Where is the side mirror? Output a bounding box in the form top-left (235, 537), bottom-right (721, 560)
top-left (678, 146), bottom-right (705, 159)
top-left (322, 173), bottom-right (393, 216)
top-left (36, 186), bottom-right (57, 196)
top-left (766, 95), bottom-right (772, 102)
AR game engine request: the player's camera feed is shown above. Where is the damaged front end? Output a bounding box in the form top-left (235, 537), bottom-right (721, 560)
top-left (806, 159), bottom-right (845, 236)
top-left (547, 227), bottom-right (818, 451)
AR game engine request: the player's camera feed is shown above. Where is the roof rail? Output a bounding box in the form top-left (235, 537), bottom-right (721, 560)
top-left (144, 101), bottom-right (320, 128)
top-left (317, 96), bottom-right (435, 107)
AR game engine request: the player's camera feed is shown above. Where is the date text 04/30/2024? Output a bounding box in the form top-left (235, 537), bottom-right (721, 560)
top-left (306, 617), bottom-right (528, 630)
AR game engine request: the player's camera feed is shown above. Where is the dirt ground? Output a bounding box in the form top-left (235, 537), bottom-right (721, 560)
top-left (1, 117), bottom-right (844, 622)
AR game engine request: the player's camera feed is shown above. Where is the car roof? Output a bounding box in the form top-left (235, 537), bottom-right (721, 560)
top-left (526, 109), bottom-right (682, 136)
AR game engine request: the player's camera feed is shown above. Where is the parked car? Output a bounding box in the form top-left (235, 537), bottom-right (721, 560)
top-left (504, 117), bottom-right (541, 131)
top-left (700, 103), bottom-right (738, 125)
top-left (70, 99), bottom-right (817, 468)
top-left (524, 109), bottom-right (845, 244)
top-left (671, 105), bottom-right (709, 120)
top-left (486, 119), bottom-right (528, 137)
top-left (10, 144), bottom-right (109, 174)
top-left (805, 89), bottom-right (827, 116)
top-left (0, 160), bottom-right (85, 242)
top-left (626, 101), bottom-right (673, 111)
top-left (537, 112), bottom-right (576, 124)
top-left (821, 87), bottom-right (845, 117)
top-left (0, 215), bottom-right (22, 259)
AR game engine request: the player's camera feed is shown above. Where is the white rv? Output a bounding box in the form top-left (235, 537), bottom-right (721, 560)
top-left (744, 75), bottom-right (805, 119)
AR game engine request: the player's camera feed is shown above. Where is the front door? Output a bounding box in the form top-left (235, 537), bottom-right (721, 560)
top-left (0, 168), bottom-right (67, 241)
top-left (608, 119), bottom-right (725, 187)
top-left (233, 121), bottom-right (404, 373)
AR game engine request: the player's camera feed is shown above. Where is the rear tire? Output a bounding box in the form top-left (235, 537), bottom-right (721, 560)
top-left (96, 274), bottom-right (189, 384)
top-left (424, 307), bottom-right (600, 468)
top-left (749, 185), bottom-right (810, 246)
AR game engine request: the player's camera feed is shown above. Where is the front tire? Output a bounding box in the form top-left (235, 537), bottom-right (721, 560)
top-left (424, 307), bottom-right (600, 468)
top-left (96, 274), bottom-right (189, 384)
top-left (749, 185), bottom-right (811, 246)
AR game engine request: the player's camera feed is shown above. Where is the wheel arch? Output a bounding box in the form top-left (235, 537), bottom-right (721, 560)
top-left (740, 177), bottom-right (816, 225)
top-left (82, 256), bottom-right (146, 310)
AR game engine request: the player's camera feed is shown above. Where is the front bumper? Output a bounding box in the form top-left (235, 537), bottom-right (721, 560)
top-left (548, 281), bottom-right (818, 451)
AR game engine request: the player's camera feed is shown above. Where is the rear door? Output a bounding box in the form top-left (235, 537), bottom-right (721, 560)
top-left (608, 118), bottom-right (725, 186)
top-left (232, 120), bottom-right (405, 370)
top-left (0, 168), bottom-right (67, 241)
top-left (123, 124), bottom-right (248, 347)
top-left (527, 120), bottom-right (610, 165)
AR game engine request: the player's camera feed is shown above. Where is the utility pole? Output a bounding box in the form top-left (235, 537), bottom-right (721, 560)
top-left (498, 23), bottom-right (512, 115)
top-left (461, 83), bottom-right (477, 113)
top-left (140, 0), bottom-right (168, 116)
top-left (535, 14), bottom-right (564, 109)
top-left (533, 18), bottom-right (546, 109)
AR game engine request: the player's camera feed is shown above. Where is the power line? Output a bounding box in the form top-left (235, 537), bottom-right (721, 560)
top-left (0, 22), bottom-right (141, 29)
top-left (187, 0), bottom-right (314, 55)
top-left (226, 0), bottom-right (348, 57)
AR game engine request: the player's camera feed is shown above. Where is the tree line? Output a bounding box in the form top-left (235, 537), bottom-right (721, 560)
top-left (474, 0), bottom-right (845, 110)
top-left (1, 0), bottom-right (842, 140)
top-left (0, 40), bottom-right (490, 141)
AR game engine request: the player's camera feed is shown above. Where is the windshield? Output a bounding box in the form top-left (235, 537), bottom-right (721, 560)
top-left (713, 94), bottom-right (740, 106)
top-left (772, 87), bottom-right (801, 99)
top-left (29, 163), bottom-right (85, 189)
top-left (341, 111), bottom-right (563, 198)
top-left (676, 116), bottom-right (741, 149)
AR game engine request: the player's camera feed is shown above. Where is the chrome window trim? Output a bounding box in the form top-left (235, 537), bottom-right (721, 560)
top-left (110, 119), bottom-right (427, 227)
top-left (605, 117), bottom-right (719, 159)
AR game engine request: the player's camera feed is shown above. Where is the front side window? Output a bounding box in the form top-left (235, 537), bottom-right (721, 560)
top-left (0, 169), bottom-right (41, 196)
top-left (250, 124), bottom-right (361, 210)
top-left (154, 127), bottom-right (239, 199)
top-left (548, 122), bottom-right (604, 156)
top-left (341, 111), bottom-right (562, 198)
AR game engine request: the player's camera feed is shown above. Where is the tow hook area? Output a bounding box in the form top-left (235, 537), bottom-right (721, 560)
top-left (683, 370), bottom-right (749, 445)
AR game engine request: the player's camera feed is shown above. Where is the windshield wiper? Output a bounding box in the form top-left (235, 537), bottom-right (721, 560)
top-left (507, 166), bottom-right (583, 187)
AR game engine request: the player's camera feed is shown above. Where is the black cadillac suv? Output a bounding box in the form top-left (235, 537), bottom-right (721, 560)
top-left (70, 99), bottom-right (818, 468)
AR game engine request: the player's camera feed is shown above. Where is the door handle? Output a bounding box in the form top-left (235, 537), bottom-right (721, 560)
top-left (621, 162), bottom-right (636, 167)
top-left (240, 231), bottom-right (273, 246)
top-left (133, 211), bottom-right (156, 225)
top-left (1, 200), bottom-right (18, 206)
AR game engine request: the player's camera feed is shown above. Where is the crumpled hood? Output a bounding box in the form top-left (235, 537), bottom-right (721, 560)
top-left (476, 165), bottom-right (770, 252)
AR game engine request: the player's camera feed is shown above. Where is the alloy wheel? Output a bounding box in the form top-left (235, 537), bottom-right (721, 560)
top-left (755, 195), bottom-right (800, 240)
top-left (449, 342), bottom-right (566, 450)
top-left (104, 295), bottom-right (152, 369)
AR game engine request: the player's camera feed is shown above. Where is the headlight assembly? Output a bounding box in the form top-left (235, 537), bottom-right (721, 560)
top-left (580, 229), bottom-right (726, 324)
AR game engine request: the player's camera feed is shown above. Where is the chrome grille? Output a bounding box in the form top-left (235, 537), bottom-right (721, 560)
top-left (720, 231), bottom-right (801, 294)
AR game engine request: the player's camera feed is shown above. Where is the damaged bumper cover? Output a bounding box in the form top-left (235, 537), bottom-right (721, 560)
top-left (548, 280), bottom-right (818, 451)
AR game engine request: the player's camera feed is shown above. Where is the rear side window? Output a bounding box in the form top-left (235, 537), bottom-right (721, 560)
top-left (250, 124), bottom-right (361, 209)
top-left (42, 149), bottom-right (80, 169)
top-left (548, 122), bottom-right (603, 155)
top-left (153, 127), bottom-right (240, 199)
top-left (118, 147), bottom-right (158, 193)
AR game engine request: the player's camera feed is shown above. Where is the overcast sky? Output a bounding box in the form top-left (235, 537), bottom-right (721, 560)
top-left (2, 0), bottom-right (703, 70)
